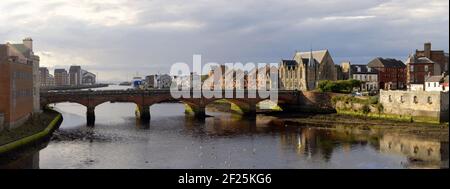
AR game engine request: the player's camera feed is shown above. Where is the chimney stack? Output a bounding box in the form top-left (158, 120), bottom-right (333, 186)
top-left (23, 37), bottom-right (33, 51)
top-left (424, 42), bottom-right (431, 58)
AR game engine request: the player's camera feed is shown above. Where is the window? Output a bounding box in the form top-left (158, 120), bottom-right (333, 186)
top-left (425, 65), bottom-right (429, 72)
top-left (410, 65), bottom-right (414, 72)
top-left (389, 95), bottom-right (392, 102)
top-left (413, 96), bottom-right (418, 104)
top-left (427, 96), bottom-right (432, 104)
top-left (434, 82), bottom-right (437, 87)
top-left (400, 96), bottom-right (404, 103)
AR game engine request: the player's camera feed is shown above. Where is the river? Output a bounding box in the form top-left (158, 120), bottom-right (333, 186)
top-left (7, 85), bottom-right (450, 169)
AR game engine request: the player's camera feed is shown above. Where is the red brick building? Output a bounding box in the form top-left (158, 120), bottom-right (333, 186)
top-left (0, 41), bottom-right (36, 130)
top-left (367, 57), bottom-right (406, 90)
top-left (405, 54), bottom-right (441, 85)
top-left (415, 42), bottom-right (449, 74)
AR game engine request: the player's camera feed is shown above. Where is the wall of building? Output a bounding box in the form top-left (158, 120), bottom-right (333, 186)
top-left (379, 90), bottom-right (449, 122)
top-left (425, 81), bottom-right (445, 92)
top-left (32, 56), bottom-right (40, 113)
top-left (0, 61), bottom-right (34, 129)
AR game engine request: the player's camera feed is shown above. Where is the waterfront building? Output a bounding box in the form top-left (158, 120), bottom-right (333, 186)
top-left (155, 74), bottom-right (172, 89)
top-left (350, 64), bottom-right (378, 92)
top-left (405, 53), bottom-right (441, 85)
top-left (0, 38), bottom-right (40, 130)
top-left (81, 70), bottom-right (96, 85)
top-left (415, 42), bottom-right (449, 74)
top-left (409, 83), bottom-right (424, 91)
top-left (145, 75), bottom-right (156, 89)
top-left (367, 57), bottom-right (406, 90)
top-left (69, 65), bottom-right (82, 86)
top-left (425, 75), bottom-right (447, 92)
top-left (39, 67), bottom-right (55, 87)
top-left (279, 49), bottom-right (337, 91)
top-left (54, 68), bottom-right (69, 86)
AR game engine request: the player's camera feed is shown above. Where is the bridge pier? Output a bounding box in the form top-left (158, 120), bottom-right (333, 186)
top-left (192, 106), bottom-right (206, 119)
top-left (242, 103), bottom-right (257, 119)
top-left (137, 105), bottom-right (151, 123)
top-left (86, 106), bottom-right (95, 126)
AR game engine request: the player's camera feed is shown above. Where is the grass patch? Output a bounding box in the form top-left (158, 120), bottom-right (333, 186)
top-left (336, 110), bottom-right (441, 124)
top-left (0, 110), bottom-right (62, 154)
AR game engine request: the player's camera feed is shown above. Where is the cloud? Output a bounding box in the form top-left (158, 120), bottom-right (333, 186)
top-left (0, 0), bottom-right (448, 82)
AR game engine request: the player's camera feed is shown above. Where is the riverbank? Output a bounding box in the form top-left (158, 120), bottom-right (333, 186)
top-left (268, 113), bottom-right (448, 141)
top-left (0, 109), bottom-right (62, 159)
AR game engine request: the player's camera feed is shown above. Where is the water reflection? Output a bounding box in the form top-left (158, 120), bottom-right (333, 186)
top-left (2, 85), bottom-right (448, 169)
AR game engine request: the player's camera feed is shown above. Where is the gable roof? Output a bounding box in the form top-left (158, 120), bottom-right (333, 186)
top-left (294, 50), bottom-right (328, 63)
top-left (367, 57), bottom-right (405, 68)
top-left (405, 54), bottom-right (436, 64)
top-left (425, 75), bottom-right (443, 83)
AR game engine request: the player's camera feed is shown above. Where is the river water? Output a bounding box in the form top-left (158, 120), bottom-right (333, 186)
top-left (11, 85), bottom-right (450, 169)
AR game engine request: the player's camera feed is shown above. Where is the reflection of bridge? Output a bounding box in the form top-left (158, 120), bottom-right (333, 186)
top-left (40, 89), bottom-right (337, 125)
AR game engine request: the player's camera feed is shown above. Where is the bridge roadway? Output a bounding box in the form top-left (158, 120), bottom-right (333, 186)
top-left (40, 89), bottom-right (337, 126)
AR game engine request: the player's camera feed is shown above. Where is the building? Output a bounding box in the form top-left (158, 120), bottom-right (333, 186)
top-left (0, 38), bottom-right (40, 130)
top-left (409, 84), bottom-right (424, 91)
top-left (81, 70), bottom-right (96, 85)
top-left (279, 49), bottom-right (337, 91)
top-left (340, 61), bottom-right (351, 80)
top-left (39, 67), bottom-right (55, 87)
top-left (443, 75), bottom-right (449, 91)
top-left (405, 53), bottom-right (441, 85)
top-left (350, 64), bottom-right (378, 92)
top-left (145, 75), bottom-right (156, 89)
top-left (69, 65), bottom-right (82, 86)
top-left (415, 42), bottom-right (449, 74)
top-left (155, 74), bottom-right (172, 89)
top-left (425, 75), bottom-right (447, 92)
top-left (293, 50), bottom-right (337, 81)
top-left (54, 68), bottom-right (69, 86)
top-left (367, 57), bottom-right (406, 90)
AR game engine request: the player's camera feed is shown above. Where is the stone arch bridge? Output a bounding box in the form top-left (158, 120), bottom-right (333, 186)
top-left (40, 89), bottom-right (338, 126)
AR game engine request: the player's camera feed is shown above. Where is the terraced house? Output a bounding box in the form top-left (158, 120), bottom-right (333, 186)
top-left (0, 38), bottom-right (40, 130)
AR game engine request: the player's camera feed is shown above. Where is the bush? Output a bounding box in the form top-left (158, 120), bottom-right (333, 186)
top-left (318, 79), bottom-right (362, 93)
top-left (368, 95), bottom-right (379, 104)
top-left (361, 104), bottom-right (371, 117)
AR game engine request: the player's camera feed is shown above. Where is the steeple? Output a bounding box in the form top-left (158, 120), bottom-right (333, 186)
top-left (309, 48), bottom-right (314, 67)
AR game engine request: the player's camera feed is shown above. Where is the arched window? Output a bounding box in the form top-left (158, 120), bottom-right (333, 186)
top-left (388, 95), bottom-right (392, 102)
top-left (413, 96), bottom-right (418, 104)
top-left (400, 96), bottom-right (404, 103)
top-left (427, 96), bottom-right (432, 104)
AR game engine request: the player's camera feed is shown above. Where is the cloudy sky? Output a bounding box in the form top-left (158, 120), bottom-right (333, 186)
top-left (1, 0), bottom-right (448, 82)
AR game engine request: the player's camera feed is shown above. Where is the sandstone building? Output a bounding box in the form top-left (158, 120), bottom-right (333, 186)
top-left (279, 49), bottom-right (337, 91)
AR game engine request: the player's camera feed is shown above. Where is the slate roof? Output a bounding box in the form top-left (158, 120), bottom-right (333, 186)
top-left (294, 50), bottom-right (328, 63)
top-left (350, 64), bottom-right (378, 74)
top-left (281, 59), bottom-right (297, 66)
top-left (367, 57), bottom-right (405, 68)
